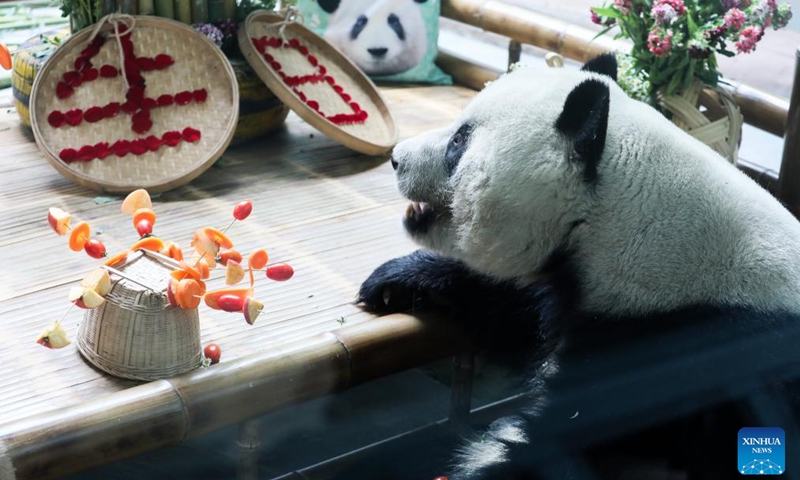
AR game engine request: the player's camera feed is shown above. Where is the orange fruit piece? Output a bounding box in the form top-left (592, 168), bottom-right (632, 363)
top-left (104, 251), bottom-right (128, 267)
top-left (204, 287), bottom-right (254, 310)
top-left (178, 260), bottom-right (202, 280)
top-left (0, 43), bottom-right (11, 71)
top-left (132, 208), bottom-right (157, 229)
top-left (197, 258), bottom-right (211, 280)
top-left (160, 241), bottom-right (184, 261)
top-left (219, 249), bottom-right (242, 266)
top-left (204, 227), bottom-right (234, 250)
top-left (176, 278), bottom-right (205, 309)
top-left (130, 237), bottom-right (165, 252)
top-left (248, 248), bottom-right (268, 270)
top-left (68, 221), bottom-right (91, 252)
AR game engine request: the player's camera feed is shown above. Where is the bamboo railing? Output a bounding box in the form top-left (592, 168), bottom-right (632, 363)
top-left (0, 313), bottom-right (467, 480)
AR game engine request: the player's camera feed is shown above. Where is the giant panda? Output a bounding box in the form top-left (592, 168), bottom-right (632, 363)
top-left (358, 54), bottom-right (800, 479)
top-left (318, 0), bottom-right (428, 76)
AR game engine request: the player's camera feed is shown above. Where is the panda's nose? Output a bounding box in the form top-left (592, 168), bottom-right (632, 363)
top-left (368, 47), bottom-right (388, 58)
top-left (390, 157), bottom-right (399, 170)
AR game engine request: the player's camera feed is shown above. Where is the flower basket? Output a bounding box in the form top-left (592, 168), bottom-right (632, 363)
top-left (76, 250), bottom-right (202, 381)
top-left (657, 79), bottom-right (743, 163)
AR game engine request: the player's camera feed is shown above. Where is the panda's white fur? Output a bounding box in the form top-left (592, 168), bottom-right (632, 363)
top-left (359, 55), bottom-right (800, 479)
top-left (392, 65), bottom-right (800, 317)
top-left (322, 0), bottom-right (428, 76)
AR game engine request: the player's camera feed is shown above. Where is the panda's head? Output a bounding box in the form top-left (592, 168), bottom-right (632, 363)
top-left (390, 55), bottom-right (622, 282)
top-left (319, 0), bottom-right (429, 76)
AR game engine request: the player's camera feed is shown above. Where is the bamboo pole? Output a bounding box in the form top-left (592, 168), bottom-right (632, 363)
top-left (439, 0), bottom-right (789, 138)
top-left (0, 313), bottom-right (466, 480)
top-left (778, 47), bottom-right (800, 217)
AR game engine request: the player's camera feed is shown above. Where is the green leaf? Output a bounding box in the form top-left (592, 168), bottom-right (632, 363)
top-left (665, 71), bottom-right (683, 96)
top-left (686, 11), bottom-right (699, 35)
top-left (591, 6), bottom-right (622, 19)
top-left (591, 25), bottom-right (616, 42)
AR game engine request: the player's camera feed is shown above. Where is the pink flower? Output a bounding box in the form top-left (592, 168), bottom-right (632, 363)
top-left (652, 3), bottom-right (677, 24)
top-left (735, 25), bottom-right (762, 53)
top-left (654, 0), bottom-right (686, 16)
top-left (591, 8), bottom-right (603, 24)
top-left (648, 29), bottom-right (673, 56)
top-left (614, 0), bottom-right (632, 14)
top-left (724, 8), bottom-right (747, 29)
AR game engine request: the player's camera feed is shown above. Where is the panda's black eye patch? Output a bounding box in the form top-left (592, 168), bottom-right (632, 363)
top-left (351, 15), bottom-right (368, 40)
top-left (445, 124), bottom-right (472, 175)
top-left (388, 14), bottom-right (406, 40)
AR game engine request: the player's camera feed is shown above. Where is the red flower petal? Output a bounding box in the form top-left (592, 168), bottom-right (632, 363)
top-left (113, 140), bottom-right (131, 157)
top-left (268, 37), bottom-right (281, 48)
top-left (132, 109), bottom-right (150, 124)
top-left (74, 56), bottom-right (91, 71)
top-left (77, 145), bottom-right (95, 162)
top-left (63, 71), bottom-right (82, 87)
top-left (56, 82), bottom-right (74, 99)
top-left (192, 89), bottom-right (208, 103)
top-left (299, 45), bottom-right (308, 55)
top-left (288, 38), bottom-right (300, 48)
top-left (93, 142), bottom-right (111, 159)
top-left (48, 111), bottom-right (66, 128)
top-left (270, 61), bottom-right (281, 71)
top-left (121, 39), bottom-right (134, 57)
top-left (264, 53), bottom-right (274, 62)
top-left (297, 91), bottom-right (307, 102)
top-left (84, 106), bottom-right (104, 123)
top-left (130, 139), bottom-right (148, 155)
top-left (81, 45), bottom-right (100, 59)
top-left (99, 65), bottom-right (118, 77)
top-left (341, 93), bottom-right (351, 102)
top-left (65, 109), bottom-right (83, 126)
top-left (307, 100), bottom-right (319, 111)
top-left (145, 135), bottom-right (162, 151)
top-left (59, 148), bottom-right (77, 163)
top-left (132, 119), bottom-right (153, 134)
top-left (350, 102), bottom-right (361, 112)
top-left (333, 85), bottom-right (343, 94)
top-left (157, 94), bottom-right (174, 107)
top-left (162, 131), bottom-right (182, 146)
top-left (81, 68), bottom-right (99, 82)
top-left (103, 102), bottom-right (120, 118)
top-left (175, 91), bottom-right (192, 105)
top-left (359, 110), bottom-right (368, 120)
top-left (121, 102), bottom-right (138, 114)
top-left (182, 127), bottom-right (201, 143)
top-left (324, 76), bottom-right (335, 85)
top-left (318, 65), bottom-right (327, 75)
top-left (90, 35), bottom-right (105, 48)
top-left (154, 54), bottom-right (174, 69)
top-left (126, 86), bottom-right (144, 104)
top-left (141, 98), bottom-right (158, 110)
top-left (137, 57), bottom-right (155, 71)
top-left (127, 72), bottom-right (145, 86)
top-left (307, 55), bottom-right (318, 67)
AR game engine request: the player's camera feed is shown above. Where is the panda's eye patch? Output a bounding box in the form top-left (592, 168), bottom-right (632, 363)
top-left (351, 15), bottom-right (368, 40)
top-left (388, 14), bottom-right (406, 40)
top-left (445, 124), bottom-right (472, 175)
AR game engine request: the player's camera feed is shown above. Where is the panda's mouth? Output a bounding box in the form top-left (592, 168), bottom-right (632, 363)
top-left (404, 201), bottom-right (437, 234)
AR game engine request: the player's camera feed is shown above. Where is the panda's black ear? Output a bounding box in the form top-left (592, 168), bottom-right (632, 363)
top-left (318, 0), bottom-right (340, 13)
top-left (555, 79), bottom-right (610, 184)
top-left (580, 53), bottom-right (618, 82)
top-left (414, 0), bottom-right (428, 3)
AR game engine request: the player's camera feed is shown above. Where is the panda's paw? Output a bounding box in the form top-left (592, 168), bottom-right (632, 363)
top-left (357, 255), bottom-right (423, 314)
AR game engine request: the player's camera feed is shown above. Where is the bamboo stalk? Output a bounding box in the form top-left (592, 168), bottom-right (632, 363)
top-left (207, 0), bottom-right (225, 22)
top-left (439, 0), bottom-right (789, 138)
top-left (174, 0), bottom-right (192, 23)
top-left (139, 0), bottom-right (155, 15)
top-left (778, 47), bottom-right (800, 217)
top-left (116, 0), bottom-right (138, 14)
top-left (223, 0), bottom-right (236, 21)
top-left (154, 0), bottom-right (174, 19)
top-left (191, 0), bottom-right (208, 24)
top-left (0, 313), bottom-right (466, 479)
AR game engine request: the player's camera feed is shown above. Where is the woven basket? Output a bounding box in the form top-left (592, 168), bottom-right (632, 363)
top-left (76, 250), bottom-right (202, 381)
top-left (30, 15), bottom-right (239, 194)
top-left (229, 57), bottom-right (290, 145)
top-left (12, 29), bottom-right (70, 127)
top-left (657, 79), bottom-right (743, 164)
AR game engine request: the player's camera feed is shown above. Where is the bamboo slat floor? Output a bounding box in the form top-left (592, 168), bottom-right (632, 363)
top-left (0, 83), bottom-right (475, 479)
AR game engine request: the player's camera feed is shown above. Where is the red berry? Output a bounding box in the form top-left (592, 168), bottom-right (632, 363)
top-left (266, 263), bottom-right (294, 282)
top-left (233, 200), bottom-right (252, 221)
top-left (84, 239), bottom-right (107, 259)
top-left (217, 294), bottom-right (245, 312)
top-left (136, 219), bottom-right (153, 237)
top-left (204, 343), bottom-right (221, 364)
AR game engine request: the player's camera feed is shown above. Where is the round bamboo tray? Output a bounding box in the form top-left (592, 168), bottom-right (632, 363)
top-left (12, 29), bottom-right (70, 127)
top-left (238, 11), bottom-right (398, 156)
top-left (76, 250), bottom-right (202, 381)
top-left (30, 15), bottom-right (239, 194)
top-left (230, 57), bottom-right (290, 145)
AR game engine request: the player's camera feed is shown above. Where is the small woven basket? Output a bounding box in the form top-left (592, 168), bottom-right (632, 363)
top-left (657, 79), bottom-right (743, 164)
top-left (76, 250), bottom-right (202, 381)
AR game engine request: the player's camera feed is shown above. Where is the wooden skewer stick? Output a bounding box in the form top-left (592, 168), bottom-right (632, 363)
top-left (102, 265), bottom-right (162, 292)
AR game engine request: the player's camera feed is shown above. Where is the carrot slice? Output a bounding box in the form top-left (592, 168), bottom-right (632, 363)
top-left (192, 228), bottom-right (220, 258)
top-left (248, 248), bottom-right (268, 270)
top-left (161, 241), bottom-right (184, 261)
top-left (104, 251), bottom-right (128, 267)
top-left (204, 227), bottom-right (234, 250)
top-left (204, 287), bottom-right (254, 310)
top-left (132, 208), bottom-right (157, 229)
top-left (68, 221), bottom-right (91, 252)
top-left (0, 43), bottom-right (11, 71)
top-left (197, 259), bottom-right (211, 280)
top-left (219, 249), bottom-right (242, 266)
top-left (177, 260), bottom-right (202, 280)
top-left (131, 237), bottom-right (165, 252)
top-left (176, 278), bottom-right (204, 309)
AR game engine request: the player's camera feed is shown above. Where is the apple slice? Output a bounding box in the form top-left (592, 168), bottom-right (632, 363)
top-left (81, 268), bottom-right (111, 296)
top-left (47, 207), bottom-right (72, 235)
top-left (166, 278), bottom-right (179, 308)
top-left (192, 228), bottom-right (220, 260)
top-left (225, 260), bottom-right (245, 285)
top-left (243, 297), bottom-right (264, 325)
top-left (217, 294), bottom-right (244, 312)
top-left (68, 221), bottom-right (91, 252)
top-left (204, 287), bottom-right (253, 310)
top-left (121, 189), bottom-right (152, 215)
top-left (68, 286), bottom-right (88, 308)
top-left (69, 286), bottom-right (105, 308)
top-left (36, 321), bottom-right (72, 349)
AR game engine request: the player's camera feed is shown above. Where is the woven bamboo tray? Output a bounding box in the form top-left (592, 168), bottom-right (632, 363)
top-left (76, 250), bottom-right (202, 381)
top-left (238, 11), bottom-right (398, 156)
top-left (30, 15), bottom-right (239, 194)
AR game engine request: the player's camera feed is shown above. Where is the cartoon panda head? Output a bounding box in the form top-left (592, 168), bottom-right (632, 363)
top-left (319, 0), bottom-right (429, 76)
top-left (389, 54), bottom-right (800, 316)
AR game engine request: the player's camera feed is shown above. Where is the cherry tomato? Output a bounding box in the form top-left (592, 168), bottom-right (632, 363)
top-left (204, 343), bottom-right (221, 364)
top-left (266, 263), bottom-right (294, 282)
top-left (84, 239), bottom-right (107, 259)
top-left (233, 200), bottom-right (252, 221)
top-left (136, 219), bottom-right (153, 237)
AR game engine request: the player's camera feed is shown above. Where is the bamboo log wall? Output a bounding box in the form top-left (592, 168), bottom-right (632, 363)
top-left (439, 0), bottom-right (790, 138)
top-left (0, 314), bottom-right (466, 480)
top-left (778, 48), bottom-right (800, 217)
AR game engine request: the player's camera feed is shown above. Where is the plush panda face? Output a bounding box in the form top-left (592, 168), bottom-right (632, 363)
top-left (319, 0), bottom-right (428, 76)
top-left (390, 56), bottom-right (800, 316)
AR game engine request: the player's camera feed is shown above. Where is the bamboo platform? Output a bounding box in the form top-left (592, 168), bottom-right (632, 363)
top-left (0, 84), bottom-right (475, 480)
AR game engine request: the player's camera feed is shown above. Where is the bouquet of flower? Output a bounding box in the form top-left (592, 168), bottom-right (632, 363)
top-left (591, 0), bottom-right (792, 102)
